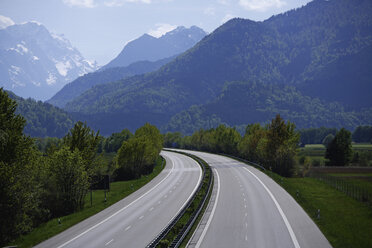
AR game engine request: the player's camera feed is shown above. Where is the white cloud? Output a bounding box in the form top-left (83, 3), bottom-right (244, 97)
top-left (204, 7), bottom-right (215, 16)
top-left (104, 0), bottom-right (174, 6)
top-left (62, 0), bottom-right (96, 8)
top-left (104, 0), bottom-right (151, 6)
top-left (104, 0), bottom-right (125, 7)
top-left (239, 0), bottom-right (286, 11)
top-left (125, 0), bottom-right (152, 3)
top-left (0, 15), bottom-right (15, 29)
top-left (218, 0), bottom-right (230, 5)
top-left (221, 14), bottom-right (234, 24)
top-left (148, 23), bottom-right (176, 38)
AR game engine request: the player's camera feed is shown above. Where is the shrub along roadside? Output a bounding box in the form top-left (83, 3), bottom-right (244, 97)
top-left (10, 156), bottom-right (165, 248)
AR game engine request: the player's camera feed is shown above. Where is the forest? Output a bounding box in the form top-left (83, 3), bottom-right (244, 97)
top-left (1, 87), bottom-right (371, 245)
top-left (0, 89), bottom-right (162, 245)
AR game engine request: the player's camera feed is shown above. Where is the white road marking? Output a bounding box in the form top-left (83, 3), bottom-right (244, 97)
top-left (105, 239), bottom-right (113, 246)
top-left (56, 156), bottom-right (175, 248)
top-left (245, 235), bottom-right (248, 241)
top-left (164, 195), bottom-right (168, 198)
top-left (162, 155), bottom-right (203, 241)
top-left (149, 207), bottom-right (154, 211)
top-left (195, 169), bottom-right (221, 248)
top-left (243, 167), bottom-right (301, 248)
top-left (139, 215), bottom-right (144, 220)
top-left (125, 225), bottom-right (131, 231)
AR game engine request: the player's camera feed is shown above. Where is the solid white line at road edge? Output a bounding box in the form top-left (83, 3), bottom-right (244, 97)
top-left (159, 154), bottom-right (202, 240)
top-left (194, 168), bottom-right (221, 248)
top-left (56, 153), bottom-right (175, 248)
top-left (243, 167), bottom-right (301, 248)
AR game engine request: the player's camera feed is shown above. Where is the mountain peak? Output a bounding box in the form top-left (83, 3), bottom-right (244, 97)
top-left (103, 25), bottom-right (207, 69)
top-left (0, 21), bottom-right (98, 100)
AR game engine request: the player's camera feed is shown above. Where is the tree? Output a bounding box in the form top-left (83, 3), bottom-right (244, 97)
top-left (238, 123), bottom-right (266, 162)
top-left (325, 128), bottom-right (352, 166)
top-left (214, 125), bottom-right (241, 155)
top-left (163, 132), bottom-right (182, 148)
top-left (103, 129), bottom-right (133, 153)
top-left (63, 121), bottom-right (100, 177)
top-left (115, 137), bottom-right (149, 180)
top-left (115, 123), bottom-right (163, 180)
top-left (322, 133), bottom-right (335, 147)
top-left (265, 115), bottom-right (299, 176)
top-left (352, 126), bottom-right (372, 143)
top-left (0, 89), bottom-right (41, 245)
top-left (42, 147), bottom-right (89, 216)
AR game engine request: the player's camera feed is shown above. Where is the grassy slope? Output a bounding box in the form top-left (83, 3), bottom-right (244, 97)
top-left (269, 174), bottom-right (372, 248)
top-left (12, 156), bottom-right (165, 248)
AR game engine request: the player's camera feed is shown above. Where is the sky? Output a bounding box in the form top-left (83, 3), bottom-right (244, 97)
top-left (0, 0), bottom-right (312, 66)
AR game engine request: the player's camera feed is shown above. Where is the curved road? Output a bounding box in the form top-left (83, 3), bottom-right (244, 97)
top-left (35, 151), bottom-right (202, 248)
top-left (183, 150), bottom-right (332, 248)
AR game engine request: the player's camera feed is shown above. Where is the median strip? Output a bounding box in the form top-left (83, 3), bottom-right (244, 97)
top-left (147, 150), bottom-right (213, 248)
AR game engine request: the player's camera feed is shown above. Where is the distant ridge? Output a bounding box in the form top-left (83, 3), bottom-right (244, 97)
top-left (47, 56), bottom-right (175, 108)
top-left (102, 26), bottom-right (207, 69)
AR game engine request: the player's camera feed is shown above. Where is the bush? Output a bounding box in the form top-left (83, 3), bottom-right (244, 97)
top-left (311, 158), bottom-right (322, 167)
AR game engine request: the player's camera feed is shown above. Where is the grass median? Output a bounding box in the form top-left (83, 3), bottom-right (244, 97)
top-left (12, 156), bottom-right (165, 248)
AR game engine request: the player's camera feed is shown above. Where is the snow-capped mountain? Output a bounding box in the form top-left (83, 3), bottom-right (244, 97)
top-left (103, 25), bottom-right (207, 69)
top-left (0, 21), bottom-right (98, 100)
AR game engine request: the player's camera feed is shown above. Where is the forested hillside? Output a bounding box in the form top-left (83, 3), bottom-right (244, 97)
top-left (47, 56), bottom-right (175, 108)
top-left (165, 82), bottom-right (372, 134)
top-left (6, 90), bottom-right (75, 137)
top-left (64, 0), bottom-right (372, 134)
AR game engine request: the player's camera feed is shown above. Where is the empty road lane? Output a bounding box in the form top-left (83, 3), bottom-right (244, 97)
top-left (35, 151), bottom-right (202, 248)
top-left (183, 150), bottom-right (332, 248)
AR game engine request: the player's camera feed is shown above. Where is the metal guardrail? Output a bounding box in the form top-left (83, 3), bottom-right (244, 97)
top-left (146, 151), bottom-right (213, 248)
top-left (220, 153), bottom-right (266, 171)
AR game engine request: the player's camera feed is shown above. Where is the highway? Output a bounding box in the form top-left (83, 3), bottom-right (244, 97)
top-left (35, 151), bottom-right (202, 248)
top-left (183, 150), bottom-right (332, 248)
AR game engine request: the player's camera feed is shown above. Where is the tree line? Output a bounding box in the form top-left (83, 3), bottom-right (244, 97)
top-left (0, 89), bottom-right (162, 245)
top-left (299, 126), bottom-right (372, 145)
top-left (165, 114), bottom-right (300, 177)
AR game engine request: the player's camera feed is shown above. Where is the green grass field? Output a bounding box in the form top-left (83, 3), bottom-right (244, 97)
top-left (297, 143), bottom-right (372, 167)
top-left (11, 156), bottom-right (165, 248)
top-left (267, 173), bottom-right (372, 248)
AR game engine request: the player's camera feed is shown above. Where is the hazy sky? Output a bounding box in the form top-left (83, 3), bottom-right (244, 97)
top-left (0, 0), bottom-right (312, 65)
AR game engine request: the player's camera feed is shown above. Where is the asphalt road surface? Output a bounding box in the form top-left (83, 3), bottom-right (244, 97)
top-left (182, 150), bottom-right (332, 248)
top-left (35, 151), bottom-right (202, 248)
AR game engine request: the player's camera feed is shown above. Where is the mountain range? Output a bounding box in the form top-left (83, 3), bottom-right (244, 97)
top-left (47, 25), bottom-right (207, 108)
top-left (102, 26), bottom-right (207, 69)
top-left (0, 22), bottom-right (98, 100)
top-left (60, 0), bottom-right (372, 135)
top-left (47, 56), bottom-right (175, 108)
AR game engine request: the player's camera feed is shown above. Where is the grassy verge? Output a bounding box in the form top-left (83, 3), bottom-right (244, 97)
top-left (12, 156), bottom-right (165, 248)
top-left (220, 153), bottom-right (372, 248)
top-left (267, 172), bottom-right (372, 248)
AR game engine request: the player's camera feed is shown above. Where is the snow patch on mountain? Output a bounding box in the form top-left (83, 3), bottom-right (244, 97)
top-left (46, 73), bottom-right (57, 85)
top-left (55, 60), bottom-right (72, 76)
top-left (0, 21), bottom-right (98, 100)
